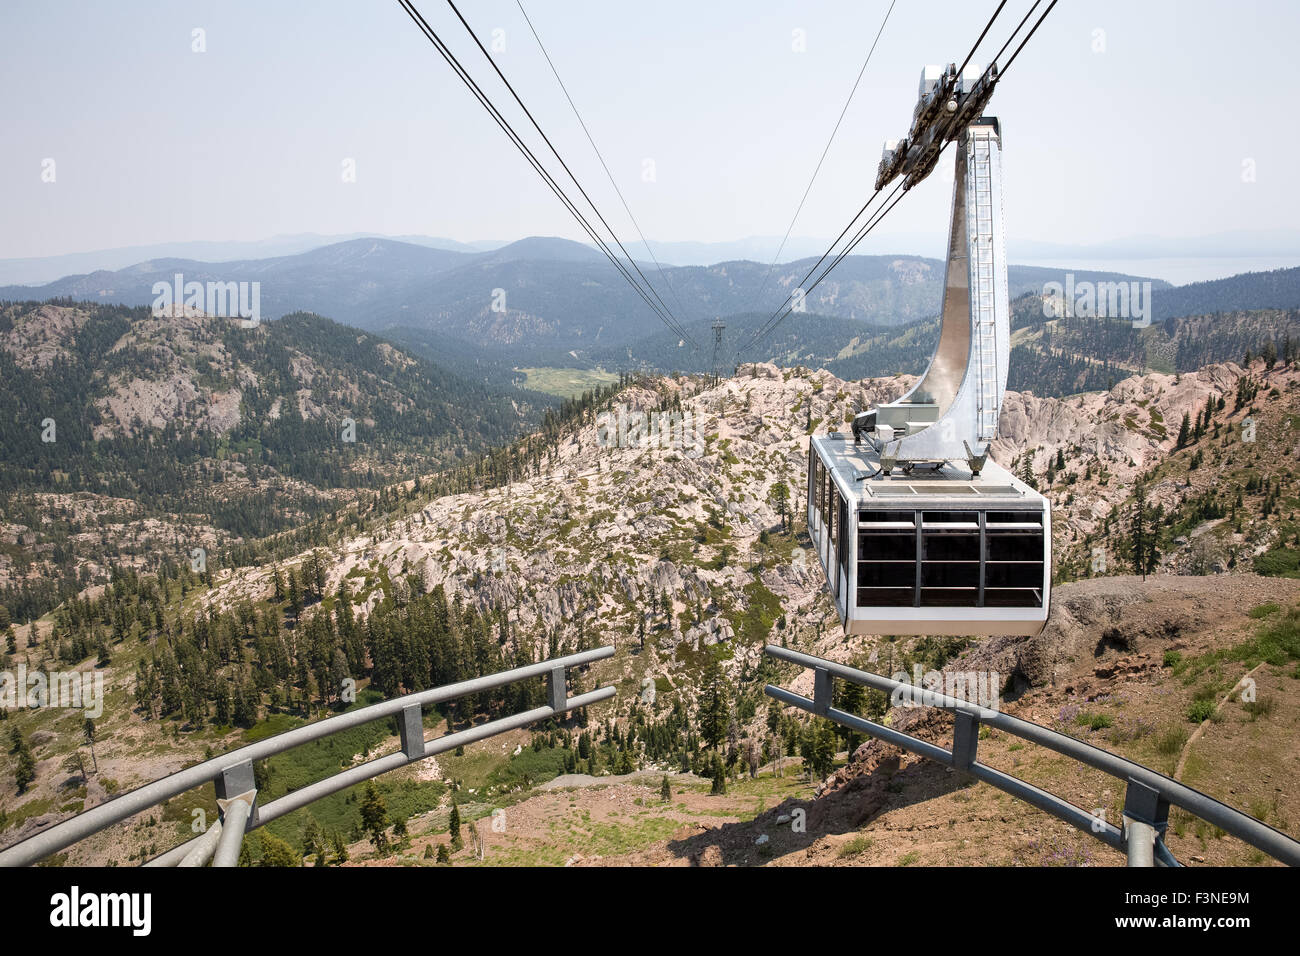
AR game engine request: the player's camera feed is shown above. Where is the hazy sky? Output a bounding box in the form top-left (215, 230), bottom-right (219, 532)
top-left (1, 0), bottom-right (1296, 261)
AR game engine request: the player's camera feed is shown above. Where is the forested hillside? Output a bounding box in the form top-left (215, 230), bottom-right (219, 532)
top-left (0, 301), bottom-right (537, 621)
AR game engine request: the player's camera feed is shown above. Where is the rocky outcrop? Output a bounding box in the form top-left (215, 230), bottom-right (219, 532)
top-left (199, 362), bottom-right (1275, 710)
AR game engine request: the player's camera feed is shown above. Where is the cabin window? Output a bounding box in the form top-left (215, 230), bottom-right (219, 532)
top-left (855, 508), bottom-right (1044, 609)
top-left (984, 511), bottom-right (1044, 607)
top-left (827, 483), bottom-right (839, 588)
top-left (920, 510), bottom-right (980, 607)
top-left (857, 510), bottom-right (916, 607)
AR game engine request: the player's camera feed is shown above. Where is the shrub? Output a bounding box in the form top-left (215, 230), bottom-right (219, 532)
top-left (838, 834), bottom-right (873, 859)
top-left (1254, 548), bottom-right (1300, 578)
top-left (1187, 699), bottom-right (1216, 723)
top-left (1243, 696), bottom-right (1275, 721)
top-left (1156, 725), bottom-right (1188, 756)
top-left (259, 833), bottom-right (301, 868)
top-left (1075, 711), bottom-right (1114, 731)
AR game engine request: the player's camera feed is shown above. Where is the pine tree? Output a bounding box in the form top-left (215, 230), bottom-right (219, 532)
top-left (698, 652), bottom-right (731, 750)
top-left (1130, 481), bottom-right (1159, 580)
top-left (311, 551), bottom-right (327, 601)
top-left (660, 774), bottom-right (672, 802)
top-left (287, 569), bottom-right (302, 624)
top-left (259, 833), bottom-right (301, 867)
top-left (617, 747), bottom-right (635, 774)
top-left (770, 480), bottom-right (791, 532)
top-left (83, 718), bottom-right (97, 774)
top-left (449, 800), bottom-right (463, 851)
top-left (302, 816), bottom-right (322, 865)
top-left (15, 744), bottom-right (36, 793)
top-left (360, 781), bottom-right (389, 853)
top-left (331, 830), bottom-right (349, 864)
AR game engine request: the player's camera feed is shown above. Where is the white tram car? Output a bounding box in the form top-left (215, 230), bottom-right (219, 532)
top-left (807, 435), bottom-right (1050, 636)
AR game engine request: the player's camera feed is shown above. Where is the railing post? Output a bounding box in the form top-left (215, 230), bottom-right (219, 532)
top-left (215, 760), bottom-right (258, 830)
top-left (952, 708), bottom-right (980, 772)
top-left (1124, 777), bottom-right (1170, 868)
top-left (212, 793), bottom-right (256, 868)
top-left (547, 666), bottom-right (567, 712)
top-left (398, 703), bottom-right (425, 760)
top-left (813, 667), bottom-right (832, 716)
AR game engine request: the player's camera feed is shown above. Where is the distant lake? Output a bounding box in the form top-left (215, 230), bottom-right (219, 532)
top-left (1013, 257), bottom-right (1300, 287)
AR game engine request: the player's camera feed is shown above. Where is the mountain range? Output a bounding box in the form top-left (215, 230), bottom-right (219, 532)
top-left (8, 228), bottom-right (1300, 285)
top-left (6, 236), bottom-right (1300, 400)
top-left (1, 236), bottom-right (1173, 355)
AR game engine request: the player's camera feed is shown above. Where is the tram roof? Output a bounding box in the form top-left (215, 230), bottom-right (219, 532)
top-left (809, 432), bottom-right (1043, 506)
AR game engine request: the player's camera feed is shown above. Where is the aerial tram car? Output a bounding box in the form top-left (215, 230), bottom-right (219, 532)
top-left (807, 64), bottom-right (1050, 637)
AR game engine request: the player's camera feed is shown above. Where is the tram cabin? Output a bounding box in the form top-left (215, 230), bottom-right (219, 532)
top-left (807, 432), bottom-right (1050, 636)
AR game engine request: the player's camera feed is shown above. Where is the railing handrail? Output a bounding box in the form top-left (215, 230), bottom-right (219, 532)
top-left (0, 645), bottom-right (615, 867)
top-left (146, 687), bottom-right (614, 867)
top-left (764, 643), bottom-right (1300, 867)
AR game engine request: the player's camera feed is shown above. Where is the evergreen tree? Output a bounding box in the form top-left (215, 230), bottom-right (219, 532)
top-left (709, 753), bottom-right (727, 795)
top-left (449, 800), bottom-right (463, 851)
top-left (769, 480), bottom-right (791, 532)
top-left (15, 743), bottom-right (36, 793)
top-left (259, 833), bottom-right (301, 867)
top-left (360, 781), bottom-right (389, 853)
top-left (83, 718), bottom-right (97, 774)
top-left (331, 830), bottom-right (349, 864)
top-left (287, 569), bottom-right (302, 624)
top-left (698, 652), bottom-right (731, 750)
top-left (1129, 481), bottom-right (1159, 580)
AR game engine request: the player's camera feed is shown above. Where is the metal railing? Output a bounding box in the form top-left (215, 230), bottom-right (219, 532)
top-left (763, 644), bottom-right (1300, 867)
top-left (0, 646), bottom-right (615, 867)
